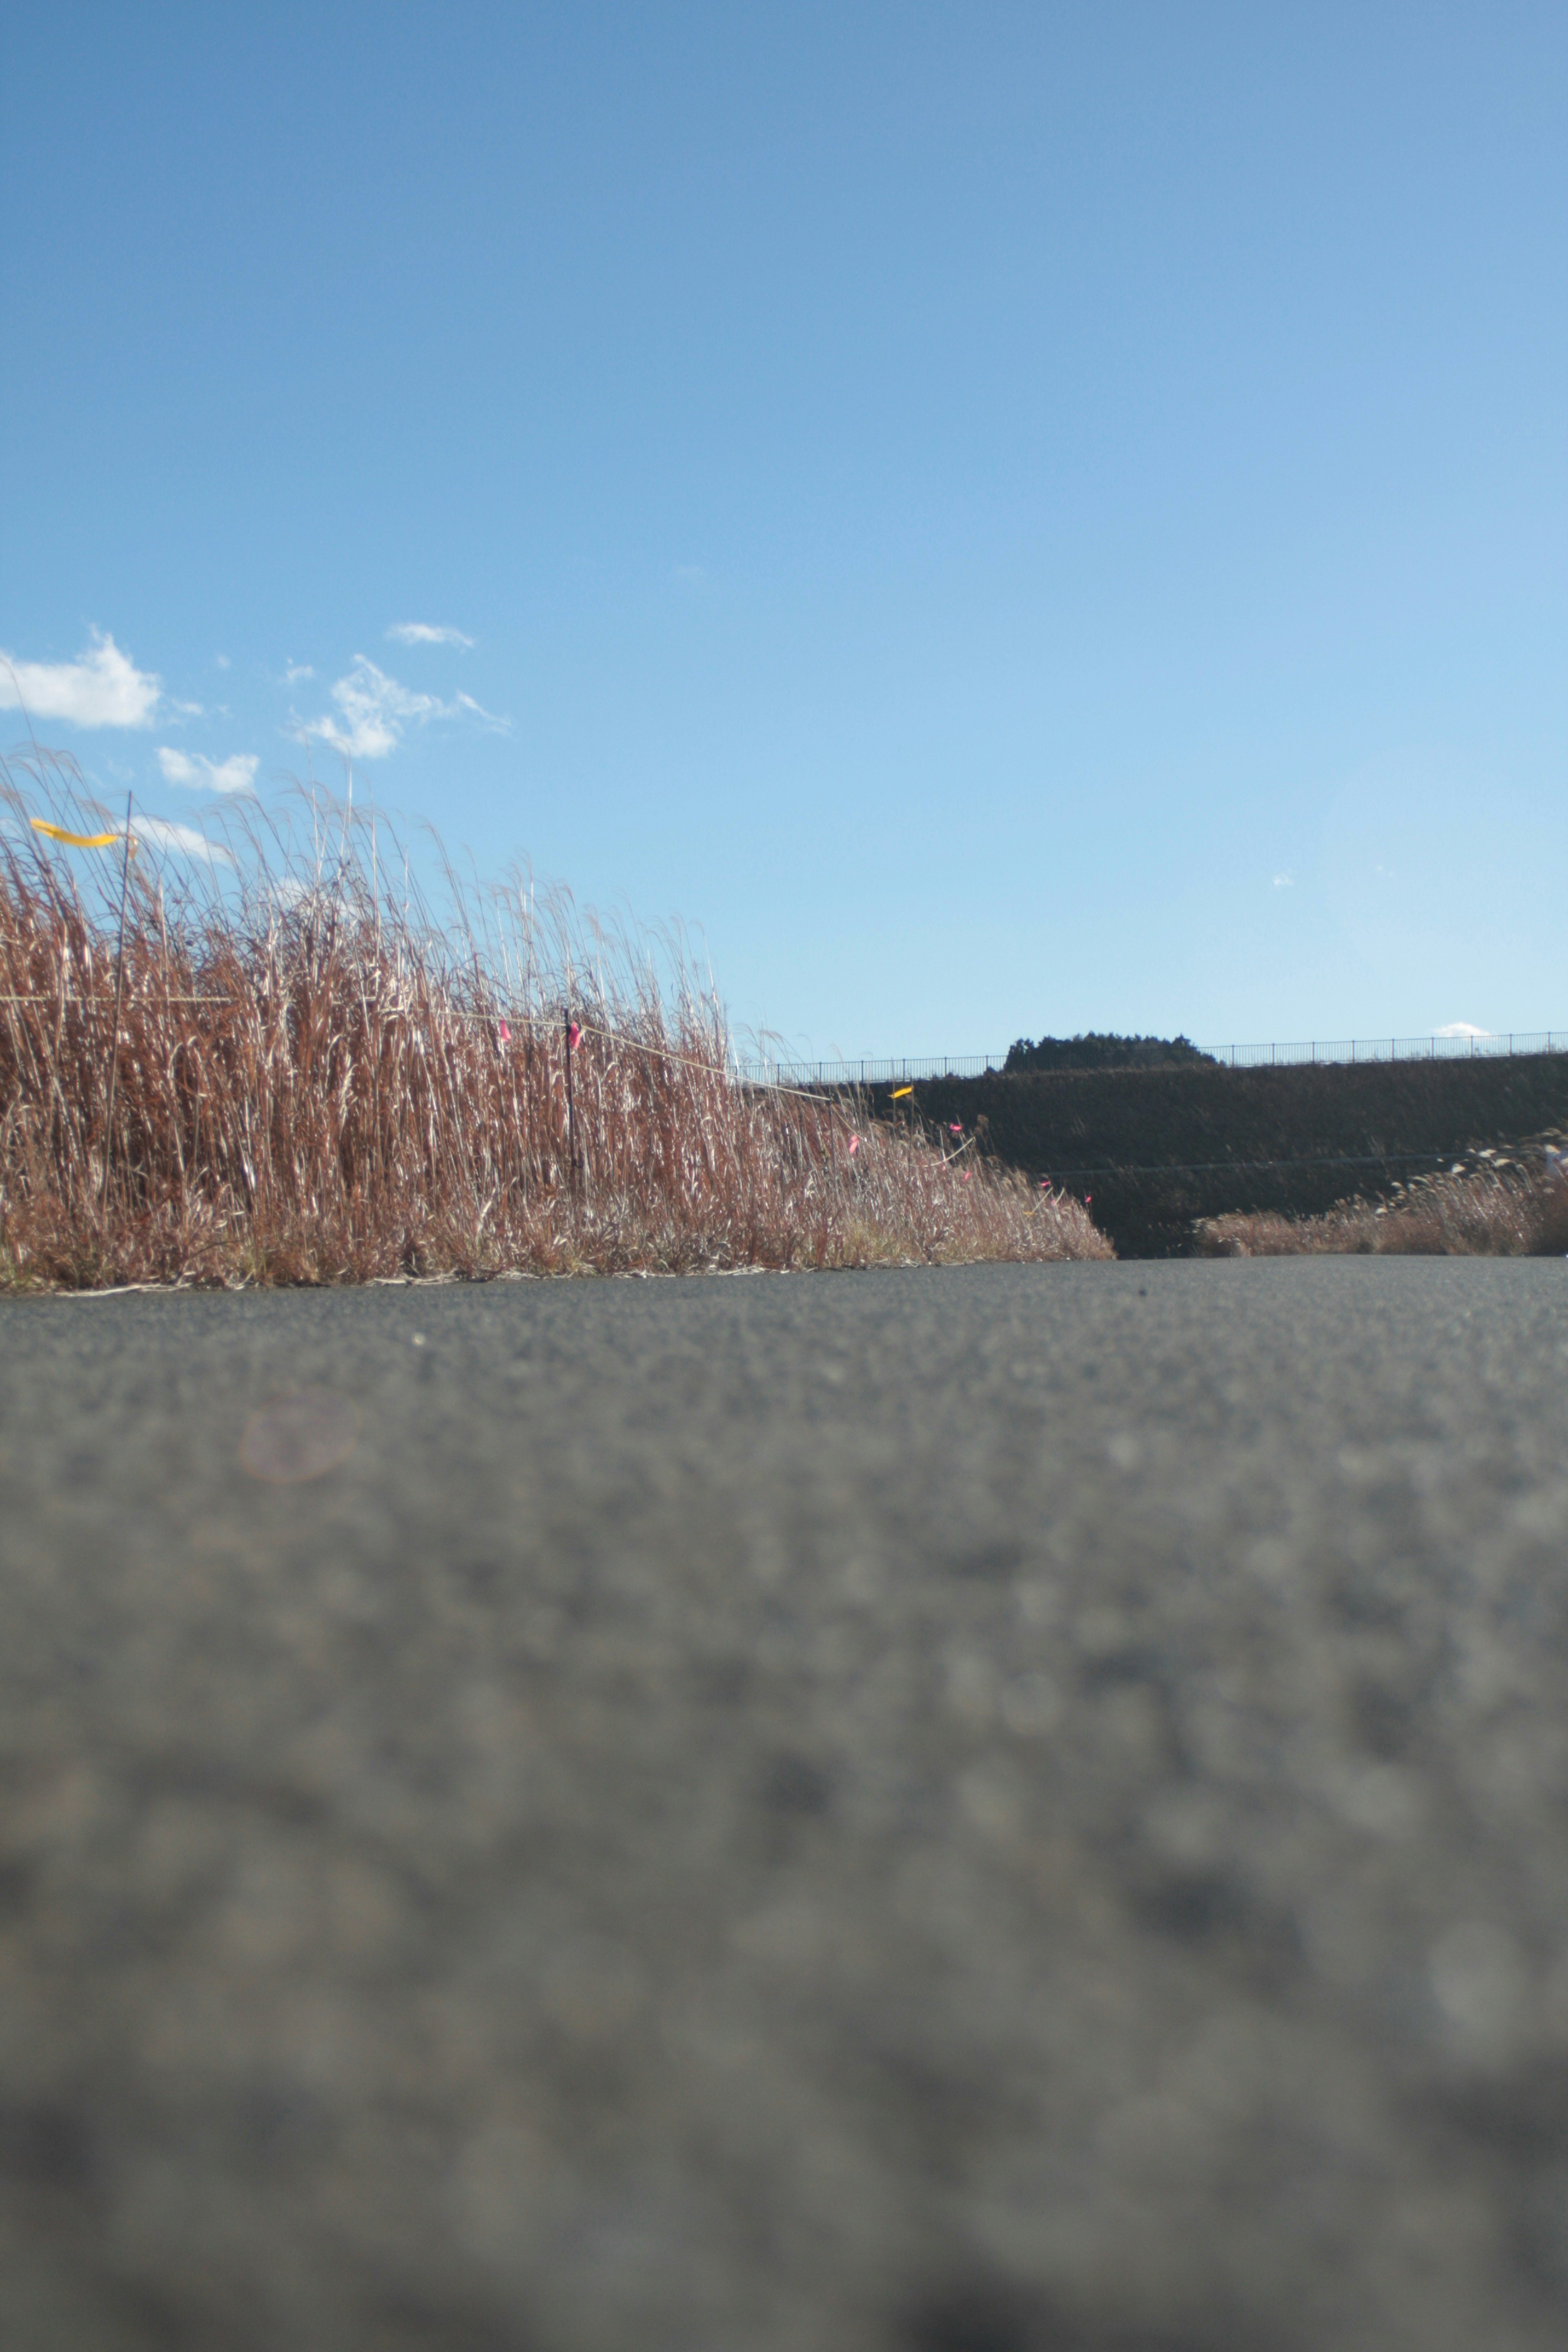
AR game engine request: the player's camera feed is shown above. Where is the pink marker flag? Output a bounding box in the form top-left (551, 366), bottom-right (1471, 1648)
top-left (567, 1021), bottom-right (582, 1050)
top-left (497, 1020), bottom-right (510, 1044)
top-left (948, 1122), bottom-right (963, 1134)
top-left (848, 1134), bottom-right (860, 1154)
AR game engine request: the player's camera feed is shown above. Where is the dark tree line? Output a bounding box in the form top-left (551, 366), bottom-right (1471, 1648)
top-left (1003, 1032), bottom-right (1217, 1074)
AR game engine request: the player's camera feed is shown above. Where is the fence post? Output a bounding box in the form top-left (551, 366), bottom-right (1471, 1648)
top-left (564, 1011), bottom-right (577, 1199)
top-left (101, 790), bottom-right (135, 1222)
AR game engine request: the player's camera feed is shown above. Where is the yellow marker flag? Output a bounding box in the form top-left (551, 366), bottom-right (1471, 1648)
top-left (29, 817), bottom-right (134, 850)
top-left (891, 1084), bottom-right (913, 1099)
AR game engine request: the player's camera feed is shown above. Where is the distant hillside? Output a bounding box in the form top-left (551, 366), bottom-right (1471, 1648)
top-left (1004, 1031), bottom-right (1217, 1074)
top-left (855, 1051), bottom-right (1568, 1254)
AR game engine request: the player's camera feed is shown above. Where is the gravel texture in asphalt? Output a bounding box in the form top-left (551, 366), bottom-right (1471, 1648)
top-left (2, 1257), bottom-right (1568, 2352)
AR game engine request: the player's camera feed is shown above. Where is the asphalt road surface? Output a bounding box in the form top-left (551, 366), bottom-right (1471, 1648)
top-left (3, 1257), bottom-right (1568, 2352)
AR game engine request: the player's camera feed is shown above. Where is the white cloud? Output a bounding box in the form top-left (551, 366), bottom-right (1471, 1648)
top-left (301, 655), bottom-right (507, 760)
top-left (0, 632), bottom-right (161, 728)
top-left (385, 621), bottom-right (474, 649)
top-left (1436, 1022), bottom-right (1490, 1038)
top-left (1272, 872), bottom-right (1294, 889)
top-left (158, 747), bottom-right (259, 795)
top-left (205, 753), bottom-right (258, 794)
top-left (134, 816), bottom-right (236, 867)
top-left (304, 658), bottom-right (443, 760)
top-left (283, 662), bottom-right (314, 685)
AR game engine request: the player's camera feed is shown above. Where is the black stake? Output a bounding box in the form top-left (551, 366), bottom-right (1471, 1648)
top-left (101, 791), bottom-right (134, 1221)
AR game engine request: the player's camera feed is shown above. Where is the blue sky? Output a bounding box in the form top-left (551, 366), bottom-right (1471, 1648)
top-left (3, 3), bottom-right (1563, 1058)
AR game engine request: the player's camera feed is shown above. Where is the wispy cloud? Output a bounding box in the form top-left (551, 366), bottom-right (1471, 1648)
top-left (135, 816), bottom-right (236, 867)
top-left (386, 622), bottom-right (474, 649)
top-left (267, 875), bottom-right (356, 915)
top-left (301, 656), bottom-right (506, 760)
top-left (158, 747), bottom-right (259, 795)
top-left (283, 662), bottom-right (314, 685)
top-left (1272, 872), bottom-right (1294, 889)
top-left (453, 691), bottom-right (508, 730)
top-left (0, 632), bottom-right (161, 729)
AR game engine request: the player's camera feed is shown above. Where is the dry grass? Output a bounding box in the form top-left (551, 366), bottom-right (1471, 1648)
top-left (0, 746), bottom-right (1108, 1288)
top-left (1195, 1144), bottom-right (1568, 1258)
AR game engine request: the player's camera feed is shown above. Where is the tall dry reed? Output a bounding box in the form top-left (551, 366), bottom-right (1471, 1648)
top-left (1195, 1145), bottom-right (1568, 1258)
top-left (0, 747), bottom-right (1107, 1287)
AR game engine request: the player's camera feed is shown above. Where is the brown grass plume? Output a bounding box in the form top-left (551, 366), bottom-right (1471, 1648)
top-left (1195, 1145), bottom-right (1568, 1258)
top-left (0, 746), bottom-right (1108, 1287)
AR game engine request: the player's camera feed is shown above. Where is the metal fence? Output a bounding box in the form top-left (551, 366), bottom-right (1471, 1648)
top-left (1212, 1031), bottom-right (1568, 1068)
top-left (748, 1052), bottom-right (1006, 1089)
top-left (753, 1031), bottom-right (1568, 1089)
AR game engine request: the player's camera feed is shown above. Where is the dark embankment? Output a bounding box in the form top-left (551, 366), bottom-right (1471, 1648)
top-left (856, 1052), bottom-right (1568, 1255)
